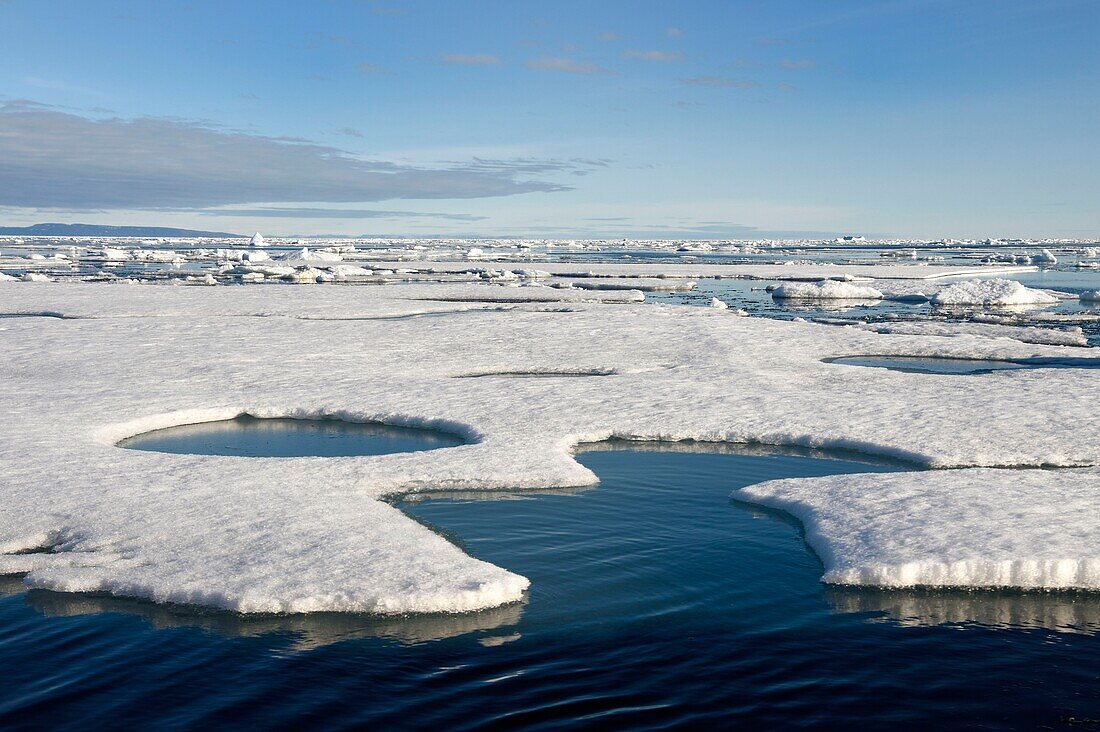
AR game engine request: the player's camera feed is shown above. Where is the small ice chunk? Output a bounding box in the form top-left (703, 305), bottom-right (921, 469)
top-left (1081, 289), bottom-right (1100, 302)
top-left (709, 297), bottom-right (729, 309)
top-left (1033, 249), bottom-right (1057, 265)
top-left (22, 273), bottom-right (52, 282)
top-left (250, 232), bottom-right (265, 247)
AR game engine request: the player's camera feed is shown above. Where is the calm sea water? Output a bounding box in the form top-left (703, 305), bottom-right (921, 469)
top-left (118, 415), bottom-right (465, 457)
top-left (2, 439), bottom-right (1099, 729)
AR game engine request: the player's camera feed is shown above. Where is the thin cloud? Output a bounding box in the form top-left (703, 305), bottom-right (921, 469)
top-left (683, 76), bottom-right (759, 89)
top-left (779, 59), bottom-right (817, 69)
top-left (623, 50), bottom-right (683, 62)
top-left (340, 127), bottom-right (365, 137)
top-left (777, 82), bottom-right (798, 92)
top-left (666, 26), bottom-right (683, 37)
top-left (598, 32), bottom-right (619, 42)
top-left (0, 104), bottom-right (576, 209)
top-left (440, 53), bottom-right (501, 66)
top-left (199, 207), bottom-right (486, 221)
top-left (524, 57), bottom-right (614, 75)
top-left (356, 62), bottom-right (385, 74)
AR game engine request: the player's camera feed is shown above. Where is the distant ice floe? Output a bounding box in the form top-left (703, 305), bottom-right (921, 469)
top-left (771, 280), bottom-right (884, 300)
top-left (931, 279), bottom-right (1060, 307)
top-left (1081, 289), bottom-right (1100, 302)
top-left (0, 280), bottom-right (1098, 614)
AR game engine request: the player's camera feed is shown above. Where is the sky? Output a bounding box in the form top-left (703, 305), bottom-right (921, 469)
top-left (0, 0), bottom-right (1098, 239)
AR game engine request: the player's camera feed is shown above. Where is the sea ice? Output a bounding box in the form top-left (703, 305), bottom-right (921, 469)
top-left (0, 280), bottom-right (1097, 613)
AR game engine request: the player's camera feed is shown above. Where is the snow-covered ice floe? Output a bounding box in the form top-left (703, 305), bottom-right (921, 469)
top-left (741, 468), bottom-right (1100, 590)
top-left (0, 282), bottom-right (1098, 614)
top-left (930, 278), bottom-right (1061, 307)
top-left (771, 280), bottom-right (884, 300)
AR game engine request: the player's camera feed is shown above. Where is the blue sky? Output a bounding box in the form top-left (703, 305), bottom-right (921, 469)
top-left (1, 0), bottom-right (1097, 238)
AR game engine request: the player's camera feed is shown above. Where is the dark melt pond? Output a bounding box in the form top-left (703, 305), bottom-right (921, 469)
top-left (829, 354), bottom-right (1100, 375)
top-left (118, 415), bottom-right (465, 457)
top-left (2, 444), bottom-right (1099, 729)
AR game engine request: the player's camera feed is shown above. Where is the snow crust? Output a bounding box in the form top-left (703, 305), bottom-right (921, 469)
top-left (931, 278), bottom-right (1060, 306)
top-left (1, 282), bottom-right (1099, 613)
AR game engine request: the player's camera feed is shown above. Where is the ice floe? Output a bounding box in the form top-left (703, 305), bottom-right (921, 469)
top-left (771, 280), bottom-right (884, 300)
top-left (931, 278), bottom-right (1060, 307)
top-left (741, 468), bottom-right (1100, 590)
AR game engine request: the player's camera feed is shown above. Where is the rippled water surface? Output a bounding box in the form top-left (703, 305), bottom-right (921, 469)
top-left (2, 444), bottom-right (1099, 729)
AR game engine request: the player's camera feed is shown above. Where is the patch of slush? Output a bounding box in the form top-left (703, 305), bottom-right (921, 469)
top-left (457, 369), bottom-right (615, 378)
top-left (1, 281), bottom-right (1099, 613)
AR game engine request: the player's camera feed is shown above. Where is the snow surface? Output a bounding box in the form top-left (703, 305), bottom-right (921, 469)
top-left (0, 281), bottom-right (1099, 614)
top-left (931, 278), bottom-right (1060, 306)
top-left (771, 280), bottom-right (884, 300)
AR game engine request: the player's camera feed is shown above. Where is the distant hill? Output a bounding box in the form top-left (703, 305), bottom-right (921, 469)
top-left (0, 223), bottom-right (242, 238)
